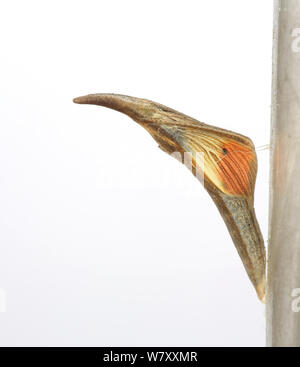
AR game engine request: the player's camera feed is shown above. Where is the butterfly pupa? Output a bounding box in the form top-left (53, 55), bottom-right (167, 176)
top-left (73, 93), bottom-right (266, 302)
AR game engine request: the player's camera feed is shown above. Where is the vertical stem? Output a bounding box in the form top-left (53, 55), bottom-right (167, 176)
top-left (267, 0), bottom-right (300, 347)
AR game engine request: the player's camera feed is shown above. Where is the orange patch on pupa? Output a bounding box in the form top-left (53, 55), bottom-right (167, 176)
top-left (217, 140), bottom-right (256, 196)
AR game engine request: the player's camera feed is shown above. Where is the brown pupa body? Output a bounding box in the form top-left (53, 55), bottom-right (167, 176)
top-left (73, 93), bottom-right (266, 302)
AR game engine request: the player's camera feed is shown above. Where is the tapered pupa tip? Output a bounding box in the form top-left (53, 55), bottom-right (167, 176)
top-left (73, 96), bottom-right (86, 104)
top-left (72, 94), bottom-right (144, 118)
top-left (256, 278), bottom-right (266, 303)
top-left (73, 95), bottom-right (104, 104)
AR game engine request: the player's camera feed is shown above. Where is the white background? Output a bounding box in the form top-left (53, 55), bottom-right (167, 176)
top-left (0, 0), bottom-right (272, 346)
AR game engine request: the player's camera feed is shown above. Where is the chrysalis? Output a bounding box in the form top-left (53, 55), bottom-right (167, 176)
top-left (73, 94), bottom-right (266, 302)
